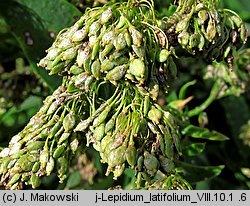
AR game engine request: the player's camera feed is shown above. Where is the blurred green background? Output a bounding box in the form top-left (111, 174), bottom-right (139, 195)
top-left (0, 0), bottom-right (250, 189)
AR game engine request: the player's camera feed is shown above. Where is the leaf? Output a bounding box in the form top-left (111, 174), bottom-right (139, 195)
top-left (0, 0), bottom-right (81, 90)
top-left (183, 143), bottom-right (206, 157)
top-left (176, 161), bottom-right (225, 183)
top-left (182, 124), bottom-right (229, 141)
top-left (65, 172), bottom-right (82, 189)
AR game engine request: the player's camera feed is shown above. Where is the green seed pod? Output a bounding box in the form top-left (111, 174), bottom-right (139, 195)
top-left (32, 162), bottom-right (40, 173)
top-left (84, 75), bottom-right (94, 91)
top-left (21, 173), bottom-right (29, 182)
top-left (74, 72), bottom-right (89, 86)
top-left (143, 95), bottom-right (150, 116)
top-left (102, 30), bottom-right (115, 45)
top-left (70, 135), bottom-right (79, 152)
top-left (105, 118), bottom-right (115, 134)
top-left (18, 154), bottom-right (36, 172)
top-left (129, 58), bottom-right (145, 78)
top-left (105, 64), bottom-right (127, 81)
top-left (62, 47), bottom-right (77, 60)
top-left (143, 151), bottom-right (159, 172)
top-left (176, 17), bottom-right (189, 33)
top-left (46, 101), bottom-right (59, 115)
top-left (89, 21), bottom-right (102, 36)
top-left (27, 141), bottom-right (44, 151)
top-left (46, 156), bottom-right (55, 175)
top-left (74, 119), bottom-right (90, 132)
top-left (198, 33), bottom-right (205, 51)
top-left (63, 112), bottom-right (76, 132)
top-left (58, 132), bottom-right (71, 145)
top-left (113, 164), bottom-right (125, 179)
top-left (148, 107), bottom-right (162, 124)
top-left (40, 149), bottom-right (49, 169)
top-left (76, 49), bottom-right (90, 68)
top-left (230, 15), bottom-right (242, 28)
top-left (129, 27), bottom-right (143, 47)
top-left (108, 144), bottom-right (126, 167)
top-left (158, 49), bottom-right (170, 62)
top-left (47, 120), bottom-right (63, 139)
top-left (116, 15), bottom-right (127, 29)
top-left (10, 150), bottom-right (25, 159)
top-left (49, 62), bottom-right (65, 75)
top-left (71, 28), bottom-right (87, 42)
top-left (240, 25), bottom-right (248, 44)
top-left (93, 123), bottom-right (105, 141)
top-left (189, 33), bottom-right (199, 48)
top-left (147, 122), bottom-right (159, 134)
top-left (177, 30), bottom-right (190, 47)
top-left (30, 174), bottom-right (42, 189)
top-left (46, 48), bottom-right (62, 60)
top-left (137, 155), bottom-right (144, 171)
top-left (159, 155), bottom-right (175, 173)
top-left (91, 59), bottom-right (101, 79)
top-left (100, 7), bottom-right (112, 24)
top-left (7, 173), bottom-right (21, 187)
top-left (125, 142), bottom-right (138, 168)
top-left (164, 133), bottom-right (174, 159)
top-left (56, 157), bottom-right (69, 178)
top-left (0, 157), bottom-right (11, 175)
top-left (58, 38), bottom-right (72, 50)
top-left (198, 10), bottom-right (208, 22)
top-left (206, 19), bottom-right (216, 42)
top-left (91, 41), bottom-right (100, 60)
top-left (101, 59), bottom-right (114, 72)
top-left (53, 145), bottom-right (65, 158)
top-left (124, 29), bottom-right (132, 47)
top-left (114, 33), bottom-right (127, 51)
top-left (101, 43), bottom-right (114, 58)
top-left (132, 45), bottom-right (145, 59)
top-left (69, 65), bottom-right (84, 75)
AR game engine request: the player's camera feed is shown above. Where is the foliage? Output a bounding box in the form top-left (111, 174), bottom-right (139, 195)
top-left (0, 0), bottom-right (249, 190)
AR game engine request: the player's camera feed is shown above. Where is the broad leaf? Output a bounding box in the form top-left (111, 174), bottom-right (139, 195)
top-left (176, 161), bottom-right (225, 183)
top-left (183, 143), bottom-right (206, 157)
top-left (182, 124), bottom-right (229, 141)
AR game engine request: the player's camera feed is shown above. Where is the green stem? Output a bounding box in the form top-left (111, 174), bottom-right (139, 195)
top-left (187, 80), bottom-right (224, 117)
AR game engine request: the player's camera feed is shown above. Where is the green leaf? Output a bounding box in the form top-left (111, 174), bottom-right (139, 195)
top-left (65, 172), bottom-right (82, 189)
top-left (0, 0), bottom-right (81, 90)
top-left (176, 161), bottom-right (225, 183)
top-left (182, 124), bottom-right (229, 141)
top-left (183, 143), bottom-right (206, 157)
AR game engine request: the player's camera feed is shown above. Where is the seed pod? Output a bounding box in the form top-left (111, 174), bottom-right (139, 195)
top-left (100, 7), bottom-right (112, 24)
top-left (105, 118), bottom-right (115, 134)
top-left (71, 28), bottom-right (87, 42)
top-left (105, 64), bottom-right (127, 81)
top-left (172, 132), bottom-right (182, 155)
top-left (40, 149), bottom-right (49, 169)
top-left (101, 59), bottom-right (114, 72)
top-left (63, 112), bottom-right (76, 132)
top-left (76, 49), bottom-right (90, 67)
top-left (53, 145), bottom-right (65, 158)
top-left (176, 17), bottom-right (189, 33)
top-left (46, 156), bottom-right (55, 175)
top-left (89, 21), bottom-right (102, 36)
top-left (113, 164), bottom-right (125, 179)
top-left (49, 62), bottom-right (65, 75)
top-left (10, 150), bottom-right (25, 159)
top-left (189, 33), bottom-right (199, 48)
top-left (198, 10), bottom-right (208, 22)
top-left (158, 49), bottom-right (170, 62)
top-left (143, 151), bottom-right (159, 172)
top-left (148, 107), bottom-right (162, 124)
top-left (18, 154), bottom-right (36, 172)
top-left (125, 141), bottom-right (138, 168)
top-left (32, 162), bottom-right (40, 173)
top-left (159, 155), bottom-right (175, 173)
top-left (46, 101), bottom-right (59, 115)
top-left (56, 157), bottom-right (69, 178)
top-left (46, 48), bottom-right (62, 60)
top-left (91, 41), bottom-right (100, 60)
top-left (124, 29), bottom-right (132, 47)
top-left (0, 157), bottom-right (11, 175)
top-left (206, 19), bottom-right (216, 42)
top-left (70, 135), bottom-right (79, 152)
top-left (102, 30), bottom-right (115, 45)
top-left (114, 56), bottom-right (128, 66)
top-left (114, 33), bottom-right (127, 51)
top-left (58, 132), bottom-right (71, 145)
top-left (129, 27), bottom-right (143, 47)
top-left (129, 58), bottom-right (145, 78)
top-left (91, 59), bottom-right (101, 79)
top-left (240, 25), bottom-right (248, 44)
top-left (47, 120), bottom-right (63, 139)
top-left (116, 15), bottom-right (127, 29)
top-left (198, 33), bottom-right (205, 51)
top-left (143, 95), bottom-right (150, 116)
top-left (84, 75), bottom-right (94, 91)
top-left (164, 132), bottom-right (174, 159)
top-left (74, 119), bottom-right (90, 132)
top-left (27, 141), bottom-right (44, 151)
top-left (69, 65), bottom-right (84, 75)
top-left (230, 15), bottom-right (242, 28)
top-left (58, 38), bottom-right (72, 50)
top-left (7, 173), bottom-right (21, 187)
top-left (101, 43), bottom-right (114, 58)
top-left (93, 123), bottom-right (105, 141)
top-left (30, 174), bottom-right (42, 189)
top-left (62, 47), bottom-right (77, 60)
top-left (178, 30), bottom-right (190, 47)
top-left (137, 155), bottom-right (144, 171)
top-left (108, 144), bottom-right (126, 168)
top-left (132, 45), bottom-right (145, 59)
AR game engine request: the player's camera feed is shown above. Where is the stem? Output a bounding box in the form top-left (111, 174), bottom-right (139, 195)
top-left (187, 80), bottom-right (224, 117)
